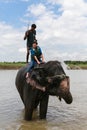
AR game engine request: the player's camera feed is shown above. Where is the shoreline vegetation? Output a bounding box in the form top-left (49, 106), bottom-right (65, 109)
top-left (0, 62), bottom-right (25, 70)
top-left (64, 61), bottom-right (87, 70)
top-left (0, 61), bottom-right (87, 70)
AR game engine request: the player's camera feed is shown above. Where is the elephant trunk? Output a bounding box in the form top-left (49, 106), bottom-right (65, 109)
top-left (62, 91), bottom-right (73, 104)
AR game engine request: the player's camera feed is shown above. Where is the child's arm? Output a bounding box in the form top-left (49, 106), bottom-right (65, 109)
top-left (40, 54), bottom-right (45, 62)
top-left (34, 56), bottom-right (40, 64)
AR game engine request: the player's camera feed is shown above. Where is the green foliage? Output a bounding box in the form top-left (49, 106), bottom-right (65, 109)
top-left (65, 61), bottom-right (87, 64)
top-left (0, 61), bottom-right (87, 69)
top-left (64, 61), bottom-right (87, 69)
top-left (0, 61), bottom-right (26, 69)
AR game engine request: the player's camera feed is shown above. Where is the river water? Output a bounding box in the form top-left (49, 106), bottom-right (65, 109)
top-left (0, 69), bottom-right (87, 130)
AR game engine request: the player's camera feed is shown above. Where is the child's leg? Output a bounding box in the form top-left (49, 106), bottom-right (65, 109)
top-left (26, 61), bottom-right (34, 78)
top-left (27, 61), bottom-right (34, 72)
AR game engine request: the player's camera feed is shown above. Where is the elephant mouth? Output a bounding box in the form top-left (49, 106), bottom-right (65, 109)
top-left (57, 87), bottom-right (73, 104)
top-left (57, 92), bottom-right (73, 104)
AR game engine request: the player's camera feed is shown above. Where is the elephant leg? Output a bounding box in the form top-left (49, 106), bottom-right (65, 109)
top-left (24, 97), bottom-right (36, 120)
top-left (25, 106), bottom-right (33, 120)
top-left (39, 95), bottom-right (49, 119)
top-left (34, 100), bottom-right (39, 109)
top-left (23, 86), bottom-right (35, 120)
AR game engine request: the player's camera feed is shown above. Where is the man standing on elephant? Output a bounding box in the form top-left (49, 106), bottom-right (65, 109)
top-left (24, 24), bottom-right (37, 63)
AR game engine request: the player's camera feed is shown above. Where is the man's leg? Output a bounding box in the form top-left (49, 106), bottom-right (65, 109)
top-left (26, 47), bottom-right (30, 63)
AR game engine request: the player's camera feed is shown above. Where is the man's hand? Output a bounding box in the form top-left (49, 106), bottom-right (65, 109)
top-left (24, 36), bottom-right (26, 40)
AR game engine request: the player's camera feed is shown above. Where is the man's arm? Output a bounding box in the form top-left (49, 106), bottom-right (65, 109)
top-left (24, 31), bottom-right (29, 40)
top-left (24, 31), bottom-right (27, 40)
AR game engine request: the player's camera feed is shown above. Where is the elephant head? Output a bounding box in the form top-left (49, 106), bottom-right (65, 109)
top-left (27, 67), bottom-right (73, 104)
top-left (46, 74), bottom-right (73, 104)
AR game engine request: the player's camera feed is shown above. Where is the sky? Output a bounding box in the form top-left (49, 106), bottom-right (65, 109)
top-left (0, 0), bottom-right (87, 62)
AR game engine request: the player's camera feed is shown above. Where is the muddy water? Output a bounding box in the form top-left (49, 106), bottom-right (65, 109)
top-left (0, 70), bottom-right (87, 130)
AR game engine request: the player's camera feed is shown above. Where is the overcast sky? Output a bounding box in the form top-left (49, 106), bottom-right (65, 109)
top-left (0, 0), bottom-right (87, 62)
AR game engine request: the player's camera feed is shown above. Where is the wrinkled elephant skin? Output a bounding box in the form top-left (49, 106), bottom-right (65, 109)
top-left (15, 61), bottom-right (73, 120)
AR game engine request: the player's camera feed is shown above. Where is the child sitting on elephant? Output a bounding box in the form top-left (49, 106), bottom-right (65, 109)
top-left (26, 41), bottom-right (45, 79)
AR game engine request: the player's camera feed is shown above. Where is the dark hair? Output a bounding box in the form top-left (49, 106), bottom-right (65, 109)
top-left (33, 40), bottom-right (38, 44)
top-left (31, 24), bottom-right (36, 28)
top-left (33, 39), bottom-right (38, 44)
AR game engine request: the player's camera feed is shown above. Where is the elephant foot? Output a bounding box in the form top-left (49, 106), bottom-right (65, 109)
top-left (25, 116), bottom-right (32, 121)
top-left (40, 115), bottom-right (46, 120)
top-left (25, 108), bottom-right (33, 121)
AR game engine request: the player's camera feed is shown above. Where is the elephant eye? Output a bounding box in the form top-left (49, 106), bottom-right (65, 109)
top-left (31, 73), bottom-right (36, 79)
top-left (36, 71), bottom-right (42, 77)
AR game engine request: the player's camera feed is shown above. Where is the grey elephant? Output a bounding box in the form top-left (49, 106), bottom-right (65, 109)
top-left (15, 61), bottom-right (73, 120)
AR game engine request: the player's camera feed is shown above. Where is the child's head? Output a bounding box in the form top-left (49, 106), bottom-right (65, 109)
top-left (32, 41), bottom-right (38, 48)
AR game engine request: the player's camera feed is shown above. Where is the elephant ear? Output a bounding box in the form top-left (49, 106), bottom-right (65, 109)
top-left (27, 67), bottom-right (46, 92)
top-left (28, 78), bottom-right (46, 92)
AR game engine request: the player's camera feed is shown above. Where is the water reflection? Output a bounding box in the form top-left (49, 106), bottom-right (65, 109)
top-left (17, 120), bottom-right (48, 130)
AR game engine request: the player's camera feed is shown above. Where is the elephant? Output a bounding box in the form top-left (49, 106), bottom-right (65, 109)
top-left (15, 60), bottom-right (73, 120)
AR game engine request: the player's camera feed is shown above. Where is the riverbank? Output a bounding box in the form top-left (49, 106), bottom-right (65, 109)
top-left (0, 62), bottom-right (26, 70)
top-left (65, 61), bottom-right (87, 69)
top-left (0, 61), bottom-right (87, 70)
